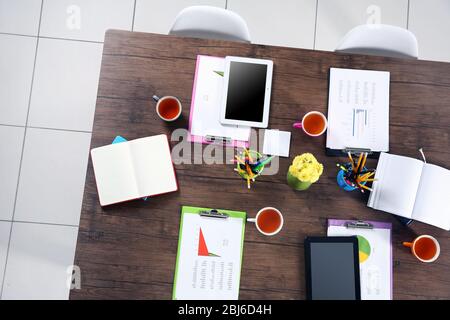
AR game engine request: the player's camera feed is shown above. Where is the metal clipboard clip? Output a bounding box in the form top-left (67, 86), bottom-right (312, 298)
top-left (345, 220), bottom-right (373, 229)
top-left (199, 209), bottom-right (229, 219)
top-left (205, 135), bottom-right (232, 145)
top-left (344, 147), bottom-right (373, 155)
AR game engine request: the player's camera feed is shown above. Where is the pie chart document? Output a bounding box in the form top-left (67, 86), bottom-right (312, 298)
top-left (327, 219), bottom-right (392, 300)
top-left (173, 207), bottom-right (246, 300)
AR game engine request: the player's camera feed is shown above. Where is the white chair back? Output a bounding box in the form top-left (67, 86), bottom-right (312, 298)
top-left (169, 6), bottom-right (251, 43)
top-left (336, 24), bottom-right (418, 59)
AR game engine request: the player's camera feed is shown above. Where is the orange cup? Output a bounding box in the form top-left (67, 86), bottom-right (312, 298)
top-left (403, 235), bottom-right (440, 263)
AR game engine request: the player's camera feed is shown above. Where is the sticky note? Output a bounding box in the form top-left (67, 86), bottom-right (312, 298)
top-left (263, 130), bottom-right (291, 157)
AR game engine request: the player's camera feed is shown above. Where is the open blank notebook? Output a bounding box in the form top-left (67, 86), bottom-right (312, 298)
top-left (368, 152), bottom-right (450, 230)
top-left (91, 134), bottom-right (177, 206)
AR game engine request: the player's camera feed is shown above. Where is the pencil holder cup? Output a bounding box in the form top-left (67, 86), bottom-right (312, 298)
top-left (336, 169), bottom-right (357, 191)
top-left (336, 164), bottom-right (367, 192)
top-left (236, 150), bottom-right (265, 180)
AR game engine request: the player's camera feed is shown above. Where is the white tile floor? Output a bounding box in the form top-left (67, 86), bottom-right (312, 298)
top-left (0, 0), bottom-right (449, 300)
top-left (27, 38), bottom-right (103, 131)
top-left (0, 34), bottom-right (36, 126)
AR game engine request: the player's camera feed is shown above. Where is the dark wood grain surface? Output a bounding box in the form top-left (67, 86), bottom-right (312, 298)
top-left (70, 30), bottom-right (450, 300)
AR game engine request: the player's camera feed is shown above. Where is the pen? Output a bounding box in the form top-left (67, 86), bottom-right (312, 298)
top-left (255, 156), bottom-right (274, 167)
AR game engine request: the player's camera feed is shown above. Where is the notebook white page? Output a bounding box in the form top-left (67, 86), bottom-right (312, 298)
top-left (190, 56), bottom-right (250, 142)
top-left (327, 68), bottom-right (390, 151)
top-left (129, 135), bottom-right (177, 197)
top-left (368, 153), bottom-right (423, 218)
top-left (91, 142), bottom-right (140, 206)
top-left (412, 163), bottom-right (450, 230)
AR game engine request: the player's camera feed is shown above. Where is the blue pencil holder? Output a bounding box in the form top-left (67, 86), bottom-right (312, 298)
top-left (336, 169), bottom-right (357, 191)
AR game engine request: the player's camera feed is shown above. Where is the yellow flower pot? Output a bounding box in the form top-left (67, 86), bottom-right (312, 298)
top-left (287, 171), bottom-right (312, 191)
top-left (287, 153), bottom-right (323, 191)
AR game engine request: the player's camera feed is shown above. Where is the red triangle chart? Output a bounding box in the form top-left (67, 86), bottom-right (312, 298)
top-left (198, 228), bottom-right (220, 257)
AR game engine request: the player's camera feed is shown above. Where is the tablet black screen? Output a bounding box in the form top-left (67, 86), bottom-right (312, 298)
top-left (225, 61), bottom-right (267, 122)
top-left (305, 237), bottom-right (360, 300)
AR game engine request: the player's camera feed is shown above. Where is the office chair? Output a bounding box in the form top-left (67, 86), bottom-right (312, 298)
top-left (169, 6), bottom-right (251, 43)
top-left (335, 24), bottom-right (419, 59)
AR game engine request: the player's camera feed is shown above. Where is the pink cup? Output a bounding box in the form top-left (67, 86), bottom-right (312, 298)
top-left (293, 111), bottom-right (327, 137)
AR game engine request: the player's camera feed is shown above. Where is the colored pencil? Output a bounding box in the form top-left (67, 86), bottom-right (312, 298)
top-left (348, 152), bottom-right (355, 170)
top-left (357, 183), bottom-right (373, 191)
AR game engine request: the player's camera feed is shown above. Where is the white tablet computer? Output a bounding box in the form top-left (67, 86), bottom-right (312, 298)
top-left (220, 56), bottom-right (273, 128)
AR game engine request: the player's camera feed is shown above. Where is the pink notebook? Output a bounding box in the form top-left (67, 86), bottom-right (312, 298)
top-left (188, 55), bottom-right (250, 148)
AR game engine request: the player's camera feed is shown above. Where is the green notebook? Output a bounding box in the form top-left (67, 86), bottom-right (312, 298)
top-left (173, 206), bottom-right (246, 300)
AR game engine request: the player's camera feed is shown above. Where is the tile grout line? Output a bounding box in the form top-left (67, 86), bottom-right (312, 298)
top-left (0, 32), bottom-right (103, 44)
top-left (406, 0), bottom-right (410, 29)
top-left (39, 35), bottom-right (103, 44)
top-left (131, 0), bottom-right (137, 31)
top-left (0, 124), bottom-right (92, 134)
top-left (0, 219), bottom-right (78, 229)
top-left (0, 0), bottom-right (45, 299)
top-left (28, 125), bottom-right (91, 134)
top-left (313, 0), bottom-right (319, 50)
top-left (0, 32), bottom-right (37, 39)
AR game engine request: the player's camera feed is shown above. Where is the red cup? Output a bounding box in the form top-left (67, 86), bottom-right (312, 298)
top-left (293, 111), bottom-right (327, 137)
top-left (247, 207), bottom-right (283, 236)
top-left (403, 235), bottom-right (440, 263)
top-left (153, 95), bottom-right (182, 121)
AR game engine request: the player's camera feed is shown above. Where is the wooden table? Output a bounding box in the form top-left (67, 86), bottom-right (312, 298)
top-left (71, 30), bottom-right (450, 300)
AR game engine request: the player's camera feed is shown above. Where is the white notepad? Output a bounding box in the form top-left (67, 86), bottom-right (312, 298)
top-left (368, 152), bottom-right (450, 230)
top-left (263, 129), bottom-right (291, 157)
top-left (91, 134), bottom-right (177, 206)
top-left (327, 68), bottom-right (390, 152)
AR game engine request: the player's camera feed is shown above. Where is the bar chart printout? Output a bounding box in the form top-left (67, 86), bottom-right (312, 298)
top-left (327, 68), bottom-right (390, 152)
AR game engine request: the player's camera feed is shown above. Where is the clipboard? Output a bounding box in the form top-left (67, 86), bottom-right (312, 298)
top-left (325, 147), bottom-right (380, 159)
top-left (188, 55), bottom-right (250, 148)
top-left (325, 68), bottom-right (390, 159)
top-left (327, 219), bottom-right (392, 300)
top-left (172, 206), bottom-right (246, 300)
